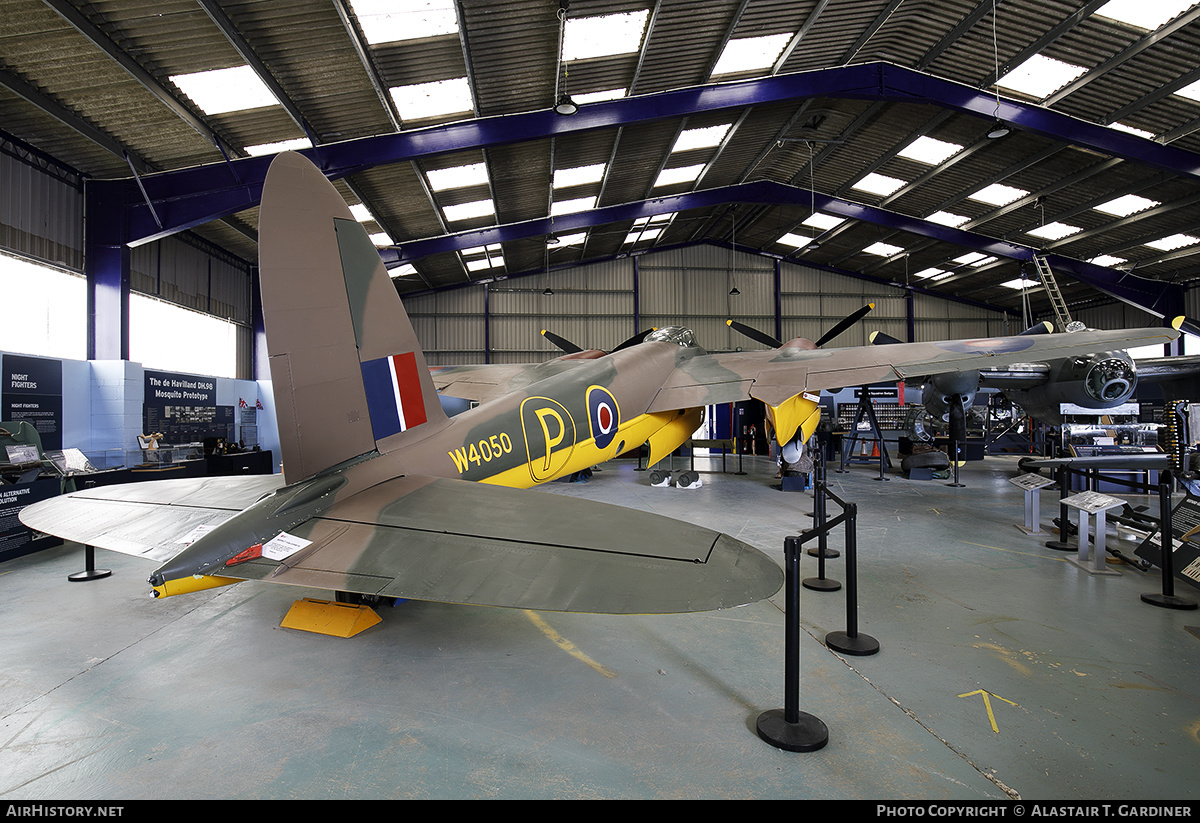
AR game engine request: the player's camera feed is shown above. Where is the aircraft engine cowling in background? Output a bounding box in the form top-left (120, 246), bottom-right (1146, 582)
top-left (920, 370), bottom-right (981, 423)
top-left (1003, 350), bottom-right (1137, 423)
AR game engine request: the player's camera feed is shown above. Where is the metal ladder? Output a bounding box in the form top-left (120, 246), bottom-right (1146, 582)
top-left (1031, 255), bottom-right (1073, 332)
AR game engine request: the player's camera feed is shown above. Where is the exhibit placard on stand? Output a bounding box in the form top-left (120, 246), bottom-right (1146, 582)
top-left (1063, 491), bottom-right (1125, 576)
top-left (1009, 472), bottom-right (1056, 535)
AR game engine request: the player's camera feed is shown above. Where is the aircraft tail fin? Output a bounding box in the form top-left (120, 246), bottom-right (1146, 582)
top-left (259, 152), bottom-right (448, 484)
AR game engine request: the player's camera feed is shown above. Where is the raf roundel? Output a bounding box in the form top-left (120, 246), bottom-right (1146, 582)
top-left (586, 386), bottom-right (621, 450)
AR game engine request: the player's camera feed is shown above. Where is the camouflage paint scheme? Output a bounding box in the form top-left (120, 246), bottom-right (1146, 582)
top-left (20, 153), bottom-right (1180, 615)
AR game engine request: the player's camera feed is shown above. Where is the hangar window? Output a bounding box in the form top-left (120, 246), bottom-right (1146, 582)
top-left (129, 295), bottom-right (236, 380)
top-left (0, 253), bottom-right (86, 361)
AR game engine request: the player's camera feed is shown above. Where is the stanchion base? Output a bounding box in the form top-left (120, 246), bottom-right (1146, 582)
top-left (805, 547), bottom-right (840, 559)
top-left (755, 708), bottom-right (828, 752)
top-left (1141, 592), bottom-right (1198, 610)
top-left (1044, 540), bottom-right (1074, 551)
top-left (946, 482), bottom-right (965, 488)
top-left (826, 630), bottom-right (880, 656)
top-left (802, 576), bottom-right (841, 592)
top-left (68, 568), bottom-right (112, 582)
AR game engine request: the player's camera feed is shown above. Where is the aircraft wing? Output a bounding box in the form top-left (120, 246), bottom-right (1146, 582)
top-left (430, 359), bottom-right (592, 402)
top-left (21, 474), bottom-right (781, 614)
top-left (646, 326), bottom-right (1178, 411)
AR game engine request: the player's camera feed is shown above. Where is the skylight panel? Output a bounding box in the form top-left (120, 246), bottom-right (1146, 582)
top-left (244, 137), bottom-right (312, 156)
top-left (350, 0), bottom-right (459, 45)
top-left (1094, 0), bottom-right (1193, 30)
top-left (634, 213), bottom-right (675, 226)
top-left (390, 77), bottom-right (473, 120)
top-left (1089, 255), bottom-right (1127, 267)
top-left (1094, 194), bottom-right (1160, 216)
top-left (915, 268), bottom-right (950, 280)
top-left (853, 173), bottom-right (906, 196)
top-left (777, 233), bottom-right (815, 249)
top-left (1175, 78), bottom-right (1200, 103)
top-left (968, 183), bottom-right (1028, 206)
top-left (710, 33), bottom-right (793, 77)
top-left (1146, 233), bottom-right (1199, 250)
top-left (927, 211), bottom-right (970, 227)
top-left (898, 136), bottom-right (963, 165)
top-left (390, 263), bottom-right (418, 279)
top-left (863, 242), bottom-right (904, 257)
top-left (1001, 277), bottom-right (1039, 290)
top-left (996, 54), bottom-right (1087, 99)
top-left (653, 165), bottom-right (705, 187)
top-left (466, 256), bottom-right (504, 272)
top-left (624, 228), bottom-right (662, 244)
top-left (553, 164), bottom-right (606, 189)
top-left (573, 88), bottom-right (626, 104)
top-left (370, 232), bottom-right (393, 247)
top-left (562, 10), bottom-right (649, 61)
top-left (426, 163), bottom-right (489, 192)
top-left (1027, 222), bottom-right (1082, 240)
top-left (461, 244), bottom-right (502, 257)
top-left (954, 252), bottom-right (996, 266)
top-left (554, 232), bottom-right (588, 247)
top-left (171, 66), bottom-right (279, 115)
top-left (551, 196), bottom-right (596, 216)
top-left (802, 213), bottom-right (844, 230)
top-left (1108, 121), bottom-right (1155, 139)
top-left (349, 204), bottom-right (374, 222)
top-left (442, 199), bottom-right (494, 222)
top-left (671, 124), bottom-right (732, 153)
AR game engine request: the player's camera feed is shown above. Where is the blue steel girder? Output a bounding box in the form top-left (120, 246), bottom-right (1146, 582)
top-left (104, 61), bottom-right (1200, 248)
top-left (388, 180), bottom-right (1186, 321)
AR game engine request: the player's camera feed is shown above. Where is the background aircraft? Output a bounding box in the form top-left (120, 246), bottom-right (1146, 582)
top-left (20, 153), bottom-right (1181, 620)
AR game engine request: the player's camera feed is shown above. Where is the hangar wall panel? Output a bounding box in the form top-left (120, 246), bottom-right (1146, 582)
top-left (0, 147), bottom-right (83, 272)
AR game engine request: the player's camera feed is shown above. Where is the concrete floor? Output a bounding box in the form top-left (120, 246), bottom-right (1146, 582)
top-left (2, 453), bottom-right (1198, 800)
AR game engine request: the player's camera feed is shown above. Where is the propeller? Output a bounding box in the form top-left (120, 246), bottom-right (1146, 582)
top-left (870, 320), bottom-right (1051, 346)
top-left (541, 328), bottom-right (656, 355)
top-left (727, 303), bottom-right (875, 350)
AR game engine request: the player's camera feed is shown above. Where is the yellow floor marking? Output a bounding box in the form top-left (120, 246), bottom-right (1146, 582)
top-left (958, 689), bottom-right (1018, 733)
top-left (524, 610), bottom-right (617, 678)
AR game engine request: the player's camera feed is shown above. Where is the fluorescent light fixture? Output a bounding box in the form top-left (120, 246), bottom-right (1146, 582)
top-left (777, 233), bottom-right (814, 249)
top-left (927, 211), bottom-right (970, 227)
top-left (710, 33), bottom-right (793, 76)
top-left (171, 66), bottom-right (279, 115)
top-left (390, 77), bottom-right (473, 120)
top-left (852, 173), bottom-right (906, 196)
top-left (551, 196), bottom-right (596, 216)
top-left (968, 183), bottom-right (1028, 205)
top-left (1027, 222), bottom-right (1082, 240)
top-left (1108, 121), bottom-right (1155, 139)
top-left (553, 164), bottom-right (606, 188)
top-left (1094, 194), bottom-right (1160, 216)
top-left (1146, 233), bottom-right (1199, 250)
top-left (996, 54), bottom-right (1087, 99)
top-left (426, 163), bottom-right (489, 192)
top-left (244, 137), bottom-right (312, 156)
top-left (863, 242), bottom-right (904, 257)
top-left (1001, 277), bottom-right (1039, 290)
top-left (671, 124), bottom-right (732, 153)
top-left (802, 213), bottom-right (844, 230)
top-left (349, 204), bottom-right (374, 223)
top-left (562, 10), bottom-right (649, 61)
top-left (1088, 255), bottom-right (1127, 267)
top-left (389, 263), bottom-right (418, 279)
top-left (653, 164), bottom-right (705, 187)
top-left (349, 0), bottom-right (458, 45)
top-left (898, 136), bottom-right (962, 165)
top-left (369, 232), bottom-right (393, 247)
top-left (1094, 0), bottom-right (1193, 30)
top-left (442, 199), bottom-right (494, 222)
top-left (573, 88), bottom-right (626, 104)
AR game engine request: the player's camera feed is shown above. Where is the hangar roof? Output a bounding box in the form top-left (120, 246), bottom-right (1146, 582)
top-left (3, 0), bottom-right (1200, 319)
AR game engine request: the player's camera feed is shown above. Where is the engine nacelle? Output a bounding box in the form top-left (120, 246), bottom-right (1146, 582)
top-left (921, 370), bottom-right (981, 422)
top-left (1004, 351), bottom-right (1137, 422)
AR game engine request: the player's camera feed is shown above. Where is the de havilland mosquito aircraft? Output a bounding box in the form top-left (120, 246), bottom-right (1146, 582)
top-left (20, 152), bottom-right (1183, 619)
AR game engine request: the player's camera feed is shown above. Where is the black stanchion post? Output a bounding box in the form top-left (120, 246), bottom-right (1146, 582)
top-left (1141, 471), bottom-right (1198, 611)
top-left (803, 468), bottom-right (841, 592)
top-left (756, 536), bottom-right (829, 752)
top-left (807, 446), bottom-right (839, 560)
top-left (68, 481), bottom-right (110, 582)
top-left (1046, 465), bottom-right (1073, 551)
top-left (824, 503), bottom-right (880, 656)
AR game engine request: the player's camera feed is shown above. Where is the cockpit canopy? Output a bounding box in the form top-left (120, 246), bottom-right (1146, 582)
top-left (644, 326), bottom-right (697, 348)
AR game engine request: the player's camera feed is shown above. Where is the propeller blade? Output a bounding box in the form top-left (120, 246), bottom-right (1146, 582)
top-left (1173, 315), bottom-right (1200, 338)
top-left (726, 319), bottom-right (783, 349)
top-left (815, 303), bottom-right (874, 347)
top-left (540, 329), bottom-right (583, 354)
top-left (1018, 321), bottom-right (1054, 335)
top-left (611, 329), bottom-right (656, 353)
top-left (868, 330), bottom-right (904, 345)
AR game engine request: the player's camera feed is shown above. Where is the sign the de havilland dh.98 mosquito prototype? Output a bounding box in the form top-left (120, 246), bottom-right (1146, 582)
top-left (20, 152), bottom-right (1180, 618)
